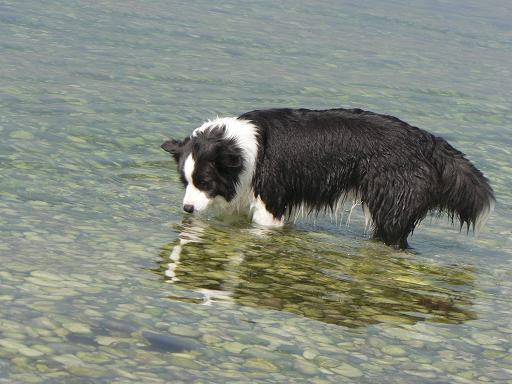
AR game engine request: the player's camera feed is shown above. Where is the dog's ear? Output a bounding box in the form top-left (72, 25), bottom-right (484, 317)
top-left (215, 149), bottom-right (243, 170)
top-left (161, 139), bottom-right (185, 162)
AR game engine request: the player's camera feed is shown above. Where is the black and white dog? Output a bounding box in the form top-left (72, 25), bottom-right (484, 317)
top-left (162, 108), bottom-right (494, 249)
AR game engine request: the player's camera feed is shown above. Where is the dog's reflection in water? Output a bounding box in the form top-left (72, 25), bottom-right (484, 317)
top-left (157, 216), bottom-right (477, 327)
top-left (164, 218), bottom-right (204, 282)
top-left (163, 216), bottom-right (254, 305)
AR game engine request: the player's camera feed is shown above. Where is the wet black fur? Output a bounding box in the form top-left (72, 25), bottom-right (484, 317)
top-left (163, 108), bottom-right (494, 249)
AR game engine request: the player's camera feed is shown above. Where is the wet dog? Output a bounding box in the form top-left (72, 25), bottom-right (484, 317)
top-left (162, 108), bottom-right (494, 249)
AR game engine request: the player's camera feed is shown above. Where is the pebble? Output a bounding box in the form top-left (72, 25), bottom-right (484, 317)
top-left (0, 320), bottom-right (23, 333)
top-left (317, 356), bottom-right (339, 368)
top-left (403, 369), bottom-right (437, 379)
top-left (10, 130), bottom-right (34, 139)
top-left (223, 342), bottom-right (246, 354)
top-left (20, 346), bottom-right (45, 357)
top-left (244, 358), bottom-right (279, 373)
top-left (201, 334), bottom-right (222, 345)
top-left (310, 378), bottom-right (330, 384)
top-left (368, 336), bottom-right (386, 348)
top-left (236, 334), bottom-right (270, 347)
top-left (275, 343), bottom-right (302, 355)
top-left (26, 277), bottom-right (62, 288)
top-left (471, 332), bottom-right (502, 345)
top-left (62, 322), bottom-right (91, 334)
top-left (169, 355), bottom-right (202, 369)
top-left (67, 365), bottom-right (108, 378)
top-left (303, 348), bottom-right (319, 360)
top-left (168, 325), bottom-right (201, 338)
top-left (0, 339), bottom-right (44, 357)
top-left (294, 359), bottom-right (319, 375)
top-left (32, 344), bottom-right (53, 354)
top-left (95, 336), bottom-right (118, 346)
top-left (77, 352), bottom-right (112, 364)
top-left (242, 346), bottom-right (279, 360)
top-left (30, 270), bottom-right (61, 281)
top-left (382, 345), bottom-right (408, 357)
top-left (142, 331), bottom-right (201, 352)
top-left (331, 363), bottom-right (363, 378)
top-left (53, 354), bottom-right (85, 366)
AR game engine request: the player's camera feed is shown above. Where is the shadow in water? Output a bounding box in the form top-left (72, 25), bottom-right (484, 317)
top-left (153, 216), bottom-right (476, 328)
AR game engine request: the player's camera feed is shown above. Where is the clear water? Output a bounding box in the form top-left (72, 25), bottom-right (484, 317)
top-left (1, 1), bottom-right (511, 383)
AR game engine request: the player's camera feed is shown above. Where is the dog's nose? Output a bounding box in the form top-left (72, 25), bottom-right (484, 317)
top-left (183, 204), bottom-right (194, 213)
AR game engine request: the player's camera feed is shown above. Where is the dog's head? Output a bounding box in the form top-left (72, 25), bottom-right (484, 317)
top-left (161, 124), bottom-right (245, 213)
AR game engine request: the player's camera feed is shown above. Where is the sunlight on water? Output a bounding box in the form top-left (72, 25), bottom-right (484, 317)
top-left (1, 0), bottom-right (511, 382)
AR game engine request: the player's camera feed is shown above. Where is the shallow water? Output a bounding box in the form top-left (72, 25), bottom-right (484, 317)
top-left (1, 1), bottom-right (511, 383)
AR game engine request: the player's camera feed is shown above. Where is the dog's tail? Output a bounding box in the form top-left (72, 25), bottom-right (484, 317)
top-left (433, 138), bottom-right (495, 234)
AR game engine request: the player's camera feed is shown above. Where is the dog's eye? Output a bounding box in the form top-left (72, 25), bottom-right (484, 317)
top-left (196, 180), bottom-right (209, 189)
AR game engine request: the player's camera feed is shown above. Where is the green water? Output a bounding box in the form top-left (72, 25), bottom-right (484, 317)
top-left (1, 1), bottom-right (511, 383)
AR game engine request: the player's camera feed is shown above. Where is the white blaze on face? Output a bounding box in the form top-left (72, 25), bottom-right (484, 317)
top-left (182, 154), bottom-right (212, 212)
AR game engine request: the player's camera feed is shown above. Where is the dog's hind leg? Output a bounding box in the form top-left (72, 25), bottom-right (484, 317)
top-left (364, 170), bottom-right (435, 249)
top-left (372, 222), bottom-right (414, 250)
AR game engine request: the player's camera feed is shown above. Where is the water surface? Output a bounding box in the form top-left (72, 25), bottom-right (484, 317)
top-left (1, 1), bottom-right (511, 383)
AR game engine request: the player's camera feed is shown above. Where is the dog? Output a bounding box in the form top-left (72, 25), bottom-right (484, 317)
top-left (161, 108), bottom-right (494, 249)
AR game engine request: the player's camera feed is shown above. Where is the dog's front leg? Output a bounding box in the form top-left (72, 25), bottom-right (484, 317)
top-left (250, 197), bottom-right (285, 227)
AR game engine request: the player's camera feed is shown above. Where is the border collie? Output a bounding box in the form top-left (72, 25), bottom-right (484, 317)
top-left (162, 108), bottom-right (494, 249)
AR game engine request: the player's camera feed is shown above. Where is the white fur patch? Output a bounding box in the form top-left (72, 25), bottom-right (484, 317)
top-left (475, 197), bottom-right (495, 235)
top-left (251, 197), bottom-right (284, 227)
top-left (182, 154), bottom-right (212, 211)
top-left (192, 117), bottom-right (259, 214)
